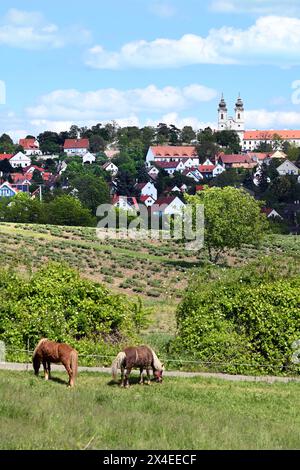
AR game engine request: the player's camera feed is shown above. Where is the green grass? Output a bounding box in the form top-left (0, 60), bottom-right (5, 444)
top-left (0, 370), bottom-right (299, 450)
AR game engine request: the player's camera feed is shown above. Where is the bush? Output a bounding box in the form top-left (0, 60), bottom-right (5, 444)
top-left (172, 258), bottom-right (300, 375)
top-left (0, 263), bottom-right (148, 362)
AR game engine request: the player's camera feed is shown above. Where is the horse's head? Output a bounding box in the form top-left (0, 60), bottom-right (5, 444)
top-left (33, 355), bottom-right (41, 375)
top-left (153, 368), bottom-right (164, 383)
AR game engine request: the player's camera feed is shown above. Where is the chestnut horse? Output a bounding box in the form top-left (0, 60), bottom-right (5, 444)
top-left (111, 345), bottom-right (164, 388)
top-left (33, 339), bottom-right (78, 387)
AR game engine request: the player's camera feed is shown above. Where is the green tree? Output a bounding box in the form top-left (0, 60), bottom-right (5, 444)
top-left (214, 130), bottom-right (241, 154)
top-left (71, 174), bottom-right (110, 215)
top-left (187, 187), bottom-right (267, 262)
top-left (45, 195), bottom-right (95, 226)
top-left (181, 126), bottom-right (196, 144)
top-left (0, 193), bottom-right (44, 224)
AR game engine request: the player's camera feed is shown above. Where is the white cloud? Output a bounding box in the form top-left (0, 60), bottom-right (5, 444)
top-left (85, 15), bottom-right (300, 69)
top-left (210, 0), bottom-right (300, 15)
top-left (0, 8), bottom-right (91, 49)
top-left (26, 84), bottom-right (217, 121)
top-left (246, 109), bottom-right (300, 128)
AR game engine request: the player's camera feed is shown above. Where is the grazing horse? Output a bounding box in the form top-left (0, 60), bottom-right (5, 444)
top-left (111, 345), bottom-right (164, 388)
top-left (32, 339), bottom-right (78, 387)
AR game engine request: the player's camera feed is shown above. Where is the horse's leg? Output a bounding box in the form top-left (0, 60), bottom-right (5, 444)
top-left (124, 368), bottom-right (131, 388)
top-left (146, 368), bottom-right (151, 385)
top-left (139, 367), bottom-right (144, 385)
top-left (63, 361), bottom-right (74, 387)
top-left (120, 366), bottom-right (125, 387)
top-left (47, 361), bottom-right (51, 380)
top-left (43, 360), bottom-right (49, 381)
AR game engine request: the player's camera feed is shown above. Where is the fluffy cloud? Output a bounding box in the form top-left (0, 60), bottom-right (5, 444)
top-left (246, 109), bottom-right (300, 128)
top-left (0, 8), bottom-right (91, 49)
top-left (210, 0), bottom-right (300, 15)
top-left (26, 84), bottom-right (217, 121)
top-left (86, 15), bottom-right (300, 69)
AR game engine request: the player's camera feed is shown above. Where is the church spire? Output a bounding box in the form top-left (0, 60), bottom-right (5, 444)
top-left (218, 93), bottom-right (227, 111)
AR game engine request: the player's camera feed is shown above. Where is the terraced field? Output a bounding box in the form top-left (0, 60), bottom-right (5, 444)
top-left (1, 222), bottom-right (300, 334)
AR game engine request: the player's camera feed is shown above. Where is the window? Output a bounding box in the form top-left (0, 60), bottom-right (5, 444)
top-left (238, 113), bottom-right (241, 119)
top-left (221, 114), bottom-right (224, 120)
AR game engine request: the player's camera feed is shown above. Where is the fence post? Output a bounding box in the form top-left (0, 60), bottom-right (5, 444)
top-left (0, 341), bottom-right (5, 363)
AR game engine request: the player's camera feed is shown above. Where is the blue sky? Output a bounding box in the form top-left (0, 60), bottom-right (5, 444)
top-left (1, 0), bottom-right (300, 140)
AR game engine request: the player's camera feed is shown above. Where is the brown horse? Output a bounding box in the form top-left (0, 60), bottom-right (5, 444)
top-left (33, 339), bottom-right (78, 387)
top-left (111, 345), bottom-right (164, 388)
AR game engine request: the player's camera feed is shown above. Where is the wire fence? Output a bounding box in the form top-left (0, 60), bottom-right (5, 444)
top-left (3, 346), bottom-right (300, 375)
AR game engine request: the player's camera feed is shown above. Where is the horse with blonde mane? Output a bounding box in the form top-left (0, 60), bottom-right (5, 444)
top-left (33, 339), bottom-right (78, 387)
top-left (111, 345), bottom-right (164, 388)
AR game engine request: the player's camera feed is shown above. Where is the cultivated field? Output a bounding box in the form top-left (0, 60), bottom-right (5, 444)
top-left (0, 370), bottom-right (299, 450)
top-left (1, 222), bottom-right (300, 335)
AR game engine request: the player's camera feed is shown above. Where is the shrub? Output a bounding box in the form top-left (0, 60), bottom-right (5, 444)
top-left (172, 258), bottom-right (300, 375)
top-left (0, 263), bottom-right (148, 362)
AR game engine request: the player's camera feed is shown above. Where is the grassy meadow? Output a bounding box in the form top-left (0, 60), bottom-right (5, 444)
top-left (0, 370), bottom-right (299, 450)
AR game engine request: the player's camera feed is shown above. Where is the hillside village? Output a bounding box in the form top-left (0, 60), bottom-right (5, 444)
top-left (1, 99), bottom-right (300, 231)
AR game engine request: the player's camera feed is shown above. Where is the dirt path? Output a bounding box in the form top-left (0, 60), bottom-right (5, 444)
top-left (1, 362), bottom-right (299, 384)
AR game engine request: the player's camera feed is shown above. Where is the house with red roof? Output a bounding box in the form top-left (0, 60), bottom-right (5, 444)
top-left (242, 130), bottom-right (300, 152)
top-left (139, 195), bottom-right (156, 207)
top-left (0, 154), bottom-right (13, 162)
top-left (19, 138), bottom-right (42, 156)
top-left (154, 160), bottom-right (185, 175)
top-left (112, 195), bottom-right (139, 213)
top-left (135, 182), bottom-right (157, 201)
top-left (64, 139), bottom-right (89, 156)
top-left (152, 196), bottom-right (185, 216)
top-left (218, 153), bottom-right (255, 169)
top-left (146, 146), bottom-right (199, 167)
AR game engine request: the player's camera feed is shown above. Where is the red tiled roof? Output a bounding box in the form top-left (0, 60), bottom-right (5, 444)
top-left (154, 161), bottom-right (183, 169)
top-left (246, 152), bottom-right (270, 160)
top-left (135, 182), bottom-right (148, 190)
top-left (19, 138), bottom-right (38, 150)
top-left (140, 195), bottom-right (154, 202)
top-left (155, 196), bottom-right (178, 206)
top-left (219, 154), bottom-right (252, 164)
top-left (195, 185), bottom-right (204, 192)
top-left (64, 139), bottom-right (89, 149)
top-left (198, 165), bottom-right (216, 172)
top-left (150, 146), bottom-right (197, 158)
top-left (244, 130), bottom-right (300, 140)
top-left (0, 154), bottom-right (13, 161)
top-left (11, 173), bottom-right (33, 184)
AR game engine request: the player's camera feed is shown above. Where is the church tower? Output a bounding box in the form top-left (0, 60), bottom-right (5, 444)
top-left (218, 94), bottom-right (228, 131)
top-left (234, 94), bottom-right (245, 132)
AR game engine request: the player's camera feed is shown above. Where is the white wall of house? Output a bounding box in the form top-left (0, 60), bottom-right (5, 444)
top-left (82, 152), bottom-right (96, 164)
top-left (277, 160), bottom-right (299, 176)
top-left (104, 162), bottom-right (118, 175)
top-left (10, 152), bottom-right (31, 168)
top-left (164, 197), bottom-right (185, 215)
top-left (212, 164), bottom-right (226, 177)
top-left (140, 182), bottom-right (157, 201)
top-left (64, 148), bottom-right (88, 156)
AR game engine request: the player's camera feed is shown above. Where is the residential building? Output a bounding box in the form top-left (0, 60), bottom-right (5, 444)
top-left (9, 152), bottom-right (31, 169)
top-left (63, 139), bottom-right (89, 156)
top-left (103, 161), bottom-right (118, 176)
top-left (135, 182), bottom-right (157, 201)
top-left (19, 138), bottom-right (42, 156)
top-left (146, 146), bottom-right (199, 167)
top-left (276, 160), bottom-right (299, 176)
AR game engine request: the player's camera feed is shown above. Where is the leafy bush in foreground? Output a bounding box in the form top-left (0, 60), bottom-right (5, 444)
top-left (172, 258), bottom-right (300, 375)
top-left (0, 263), bottom-right (148, 364)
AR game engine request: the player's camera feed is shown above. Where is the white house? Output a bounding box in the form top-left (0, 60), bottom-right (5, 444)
top-left (135, 182), bottom-right (157, 201)
top-left (243, 131), bottom-right (300, 152)
top-left (146, 146), bottom-right (199, 167)
top-left (154, 161), bottom-right (185, 175)
top-left (183, 169), bottom-right (203, 182)
top-left (153, 196), bottom-right (186, 216)
top-left (64, 139), bottom-right (89, 156)
top-left (147, 166), bottom-right (160, 179)
top-left (82, 152), bottom-right (96, 164)
top-left (9, 152), bottom-right (31, 169)
top-left (112, 196), bottom-right (138, 213)
top-left (140, 195), bottom-right (156, 207)
top-left (103, 161), bottom-right (118, 176)
top-left (277, 160), bottom-right (299, 176)
top-left (212, 164), bottom-right (226, 178)
top-left (0, 182), bottom-right (18, 198)
top-left (19, 138), bottom-right (42, 156)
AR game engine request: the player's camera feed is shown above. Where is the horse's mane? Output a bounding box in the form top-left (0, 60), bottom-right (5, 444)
top-left (150, 348), bottom-right (164, 371)
top-left (33, 338), bottom-right (48, 357)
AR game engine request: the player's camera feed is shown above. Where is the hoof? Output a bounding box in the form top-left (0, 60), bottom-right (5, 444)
top-left (125, 384), bottom-right (130, 389)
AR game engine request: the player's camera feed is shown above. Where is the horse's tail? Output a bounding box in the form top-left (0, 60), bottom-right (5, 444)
top-left (111, 352), bottom-right (126, 380)
top-left (150, 348), bottom-right (165, 371)
top-left (70, 349), bottom-right (78, 379)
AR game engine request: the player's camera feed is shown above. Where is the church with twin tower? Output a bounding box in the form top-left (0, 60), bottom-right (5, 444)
top-left (218, 94), bottom-right (245, 141)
